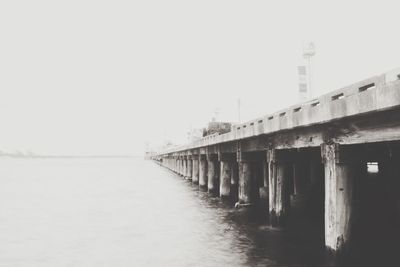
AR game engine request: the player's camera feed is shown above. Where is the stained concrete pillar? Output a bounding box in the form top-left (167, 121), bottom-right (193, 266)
top-left (237, 152), bottom-right (259, 205)
top-left (218, 153), bottom-right (235, 198)
top-left (322, 143), bottom-right (364, 255)
top-left (231, 161), bottom-right (239, 201)
top-left (238, 160), bottom-right (252, 203)
top-left (192, 156), bottom-right (199, 184)
top-left (219, 160), bottom-right (232, 198)
top-left (183, 157), bottom-right (188, 178)
top-left (199, 155), bottom-right (208, 190)
top-left (179, 158), bottom-right (185, 176)
top-left (267, 149), bottom-right (292, 226)
top-left (259, 156), bottom-right (269, 204)
top-left (174, 158), bottom-right (177, 173)
top-left (186, 157), bottom-right (193, 180)
top-left (182, 158), bottom-right (186, 176)
top-left (207, 154), bottom-right (219, 194)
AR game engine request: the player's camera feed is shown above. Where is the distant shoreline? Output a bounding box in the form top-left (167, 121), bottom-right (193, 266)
top-left (0, 155), bottom-right (142, 159)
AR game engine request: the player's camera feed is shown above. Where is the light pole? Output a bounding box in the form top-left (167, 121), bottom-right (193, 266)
top-left (303, 42), bottom-right (316, 99)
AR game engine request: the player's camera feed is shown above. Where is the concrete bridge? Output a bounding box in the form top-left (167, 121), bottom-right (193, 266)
top-left (151, 68), bottom-right (400, 257)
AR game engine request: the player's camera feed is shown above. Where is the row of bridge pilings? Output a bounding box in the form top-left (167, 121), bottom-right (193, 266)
top-left (152, 143), bottom-right (400, 262)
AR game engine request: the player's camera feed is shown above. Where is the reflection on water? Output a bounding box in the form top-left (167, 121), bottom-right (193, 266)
top-left (0, 158), bottom-right (396, 266)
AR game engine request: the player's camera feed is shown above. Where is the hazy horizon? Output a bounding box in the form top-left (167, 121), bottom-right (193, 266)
top-left (1, 0), bottom-right (400, 155)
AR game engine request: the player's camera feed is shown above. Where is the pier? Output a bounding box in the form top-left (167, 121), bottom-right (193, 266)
top-left (151, 68), bottom-right (400, 257)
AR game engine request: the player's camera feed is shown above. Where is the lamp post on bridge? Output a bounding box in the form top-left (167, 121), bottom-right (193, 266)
top-left (302, 42), bottom-right (316, 99)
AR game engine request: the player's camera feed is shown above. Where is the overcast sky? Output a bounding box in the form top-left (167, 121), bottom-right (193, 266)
top-left (0, 0), bottom-right (399, 155)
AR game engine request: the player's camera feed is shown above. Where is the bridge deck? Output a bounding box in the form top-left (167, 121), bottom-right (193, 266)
top-left (158, 68), bottom-right (400, 155)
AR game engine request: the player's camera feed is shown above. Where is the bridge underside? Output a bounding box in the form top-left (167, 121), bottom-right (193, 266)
top-left (153, 71), bottom-right (400, 261)
top-left (154, 107), bottom-right (400, 259)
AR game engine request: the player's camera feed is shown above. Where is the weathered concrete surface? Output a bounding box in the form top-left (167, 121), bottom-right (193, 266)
top-left (322, 144), bottom-right (363, 254)
top-left (220, 160), bottom-right (232, 198)
top-left (259, 158), bottom-right (269, 204)
top-left (238, 161), bottom-right (259, 204)
top-left (192, 158), bottom-right (199, 184)
top-left (267, 149), bottom-right (291, 226)
top-left (231, 161), bottom-right (239, 202)
top-left (207, 156), bottom-right (219, 194)
top-left (186, 158), bottom-right (193, 180)
top-left (199, 156), bottom-right (208, 189)
top-left (183, 158), bottom-right (187, 178)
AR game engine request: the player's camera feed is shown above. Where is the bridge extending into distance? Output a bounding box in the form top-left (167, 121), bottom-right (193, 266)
top-left (151, 68), bottom-right (400, 256)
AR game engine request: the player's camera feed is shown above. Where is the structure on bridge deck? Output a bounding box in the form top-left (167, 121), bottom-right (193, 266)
top-left (151, 68), bottom-right (400, 257)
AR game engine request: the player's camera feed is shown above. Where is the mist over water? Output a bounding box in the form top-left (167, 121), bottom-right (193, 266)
top-left (2, 158), bottom-right (394, 267)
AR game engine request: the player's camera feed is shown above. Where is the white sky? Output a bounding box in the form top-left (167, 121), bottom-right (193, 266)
top-left (1, 0), bottom-right (400, 155)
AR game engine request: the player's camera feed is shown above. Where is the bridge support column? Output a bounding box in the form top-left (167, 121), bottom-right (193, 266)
top-left (186, 157), bottom-right (193, 180)
top-left (237, 152), bottom-right (259, 205)
top-left (199, 155), bottom-right (208, 190)
top-left (267, 149), bottom-right (291, 226)
top-left (207, 154), bottom-right (219, 195)
top-left (192, 156), bottom-right (199, 184)
top-left (219, 161), bottom-right (232, 198)
top-left (219, 153), bottom-right (235, 198)
top-left (322, 143), bottom-right (364, 256)
top-left (231, 161), bottom-right (239, 202)
top-left (259, 154), bottom-right (269, 205)
top-left (183, 157), bottom-right (187, 177)
top-left (239, 160), bottom-right (251, 203)
top-left (181, 157), bottom-right (185, 176)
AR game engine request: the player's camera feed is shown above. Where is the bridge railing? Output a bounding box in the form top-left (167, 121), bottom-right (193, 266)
top-left (156, 68), bottom-right (400, 156)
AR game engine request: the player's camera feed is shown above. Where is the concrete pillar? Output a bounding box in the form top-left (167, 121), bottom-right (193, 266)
top-left (181, 158), bottom-right (185, 176)
top-left (174, 158), bottom-right (177, 173)
top-left (259, 156), bottom-right (269, 204)
top-left (238, 161), bottom-right (252, 203)
top-left (231, 161), bottom-right (239, 201)
top-left (220, 160), bottom-right (232, 198)
top-left (199, 155), bottom-right (208, 189)
top-left (181, 157), bottom-right (186, 176)
top-left (192, 156), bottom-right (199, 184)
top-left (186, 157), bottom-right (193, 180)
top-left (236, 151), bottom-right (259, 205)
top-left (322, 143), bottom-right (364, 255)
top-left (183, 157), bottom-right (188, 178)
top-left (267, 149), bottom-right (291, 226)
top-left (207, 154), bottom-right (219, 194)
top-left (380, 154), bottom-right (400, 233)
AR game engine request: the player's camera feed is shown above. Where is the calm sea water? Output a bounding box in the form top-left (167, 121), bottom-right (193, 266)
top-left (0, 158), bottom-right (334, 266)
